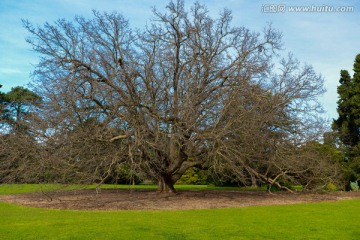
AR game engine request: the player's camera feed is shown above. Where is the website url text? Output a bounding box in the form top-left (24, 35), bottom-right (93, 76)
top-left (262, 5), bottom-right (354, 13)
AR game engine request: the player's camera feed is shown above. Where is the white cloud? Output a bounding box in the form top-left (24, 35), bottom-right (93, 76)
top-left (0, 68), bottom-right (23, 74)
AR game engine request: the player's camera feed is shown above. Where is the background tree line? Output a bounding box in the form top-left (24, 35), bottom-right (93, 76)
top-left (0, 0), bottom-right (355, 192)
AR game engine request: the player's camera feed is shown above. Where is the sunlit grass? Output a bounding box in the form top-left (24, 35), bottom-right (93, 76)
top-left (0, 184), bottom-right (359, 239)
top-left (0, 199), bottom-right (359, 239)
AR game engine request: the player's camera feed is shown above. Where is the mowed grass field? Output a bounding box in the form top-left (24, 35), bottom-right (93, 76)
top-left (0, 184), bottom-right (359, 240)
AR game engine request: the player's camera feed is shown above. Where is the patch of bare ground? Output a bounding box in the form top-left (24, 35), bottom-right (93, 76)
top-left (0, 189), bottom-right (359, 210)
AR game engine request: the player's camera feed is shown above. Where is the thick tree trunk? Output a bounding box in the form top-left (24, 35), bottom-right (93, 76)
top-left (157, 175), bottom-right (176, 193)
top-left (250, 175), bottom-right (258, 188)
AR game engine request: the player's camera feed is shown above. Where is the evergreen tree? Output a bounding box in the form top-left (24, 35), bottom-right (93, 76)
top-left (0, 84), bottom-right (9, 128)
top-left (0, 86), bottom-right (42, 134)
top-left (351, 54), bottom-right (360, 127)
top-left (333, 54), bottom-right (360, 147)
top-left (333, 54), bottom-right (360, 183)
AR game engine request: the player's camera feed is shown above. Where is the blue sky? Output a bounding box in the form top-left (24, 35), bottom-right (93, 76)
top-left (0, 0), bottom-right (359, 120)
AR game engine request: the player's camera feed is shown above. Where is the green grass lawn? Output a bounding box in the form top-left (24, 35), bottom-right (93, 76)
top-left (0, 184), bottom-right (359, 239)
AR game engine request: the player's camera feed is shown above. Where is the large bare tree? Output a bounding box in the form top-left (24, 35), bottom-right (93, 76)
top-left (23, 1), bottom-right (336, 192)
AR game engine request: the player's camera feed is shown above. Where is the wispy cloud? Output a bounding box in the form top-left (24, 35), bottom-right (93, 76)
top-left (0, 68), bottom-right (23, 75)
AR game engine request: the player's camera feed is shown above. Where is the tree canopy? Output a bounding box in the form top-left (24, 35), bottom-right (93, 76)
top-left (333, 55), bottom-right (360, 147)
top-left (0, 86), bottom-right (42, 134)
top-left (14, 0), bottom-right (339, 192)
top-left (333, 54), bottom-right (360, 182)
